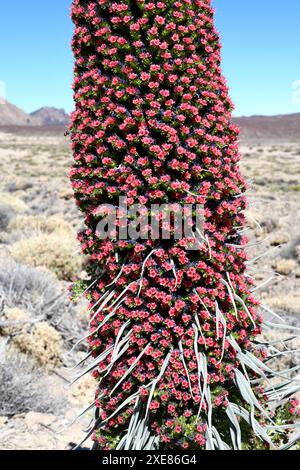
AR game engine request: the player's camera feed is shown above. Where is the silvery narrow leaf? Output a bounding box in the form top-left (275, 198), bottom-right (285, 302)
top-left (264, 320), bottom-right (300, 333)
top-left (229, 403), bottom-right (274, 446)
top-left (234, 369), bottom-right (271, 421)
top-left (110, 343), bottom-right (151, 396)
top-left (212, 426), bottom-right (229, 450)
top-left (226, 404), bottom-right (242, 450)
top-left (205, 425), bottom-right (215, 450)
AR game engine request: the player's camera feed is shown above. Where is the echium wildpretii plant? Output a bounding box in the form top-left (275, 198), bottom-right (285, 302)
top-left (70, 0), bottom-right (300, 450)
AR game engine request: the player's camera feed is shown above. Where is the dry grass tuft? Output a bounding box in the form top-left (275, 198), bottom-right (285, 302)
top-left (13, 322), bottom-right (63, 369)
top-left (272, 258), bottom-right (296, 275)
top-left (10, 231), bottom-right (82, 280)
top-left (0, 193), bottom-right (28, 213)
top-left (269, 231), bottom-right (290, 247)
top-left (8, 215), bottom-right (73, 235)
top-left (0, 307), bottom-right (28, 336)
top-left (264, 295), bottom-right (300, 316)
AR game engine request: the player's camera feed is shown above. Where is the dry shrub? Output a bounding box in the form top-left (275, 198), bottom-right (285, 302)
top-left (13, 322), bottom-right (63, 369)
top-left (11, 231), bottom-right (82, 280)
top-left (269, 231), bottom-right (290, 247)
top-left (1, 310), bottom-right (63, 370)
top-left (0, 262), bottom-right (68, 322)
top-left (272, 258), bottom-right (296, 275)
top-left (0, 262), bottom-right (86, 346)
top-left (264, 295), bottom-right (300, 316)
top-left (0, 343), bottom-right (65, 416)
top-left (8, 214), bottom-right (73, 236)
top-left (0, 193), bottom-right (28, 213)
top-left (0, 307), bottom-right (28, 336)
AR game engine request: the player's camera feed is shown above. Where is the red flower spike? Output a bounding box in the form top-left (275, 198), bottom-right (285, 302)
top-left (70, 0), bottom-right (299, 451)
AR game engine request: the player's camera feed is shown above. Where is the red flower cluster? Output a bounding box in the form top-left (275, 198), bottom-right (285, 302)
top-left (70, 0), bottom-right (290, 450)
top-left (289, 399), bottom-right (300, 417)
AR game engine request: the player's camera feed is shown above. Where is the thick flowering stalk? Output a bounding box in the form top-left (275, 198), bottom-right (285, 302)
top-left (70, 0), bottom-right (300, 450)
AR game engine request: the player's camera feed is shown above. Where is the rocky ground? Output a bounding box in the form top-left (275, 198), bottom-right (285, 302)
top-left (0, 128), bottom-right (299, 450)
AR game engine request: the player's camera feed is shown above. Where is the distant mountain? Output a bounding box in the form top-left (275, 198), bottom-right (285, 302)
top-left (0, 100), bottom-right (69, 127)
top-left (0, 100), bottom-right (37, 126)
top-left (234, 113), bottom-right (300, 141)
top-left (30, 107), bottom-right (70, 126)
top-left (0, 100), bottom-right (299, 141)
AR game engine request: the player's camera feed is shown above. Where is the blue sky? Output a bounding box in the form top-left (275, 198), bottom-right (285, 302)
top-left (0, 0), bottom-right (299, 116)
